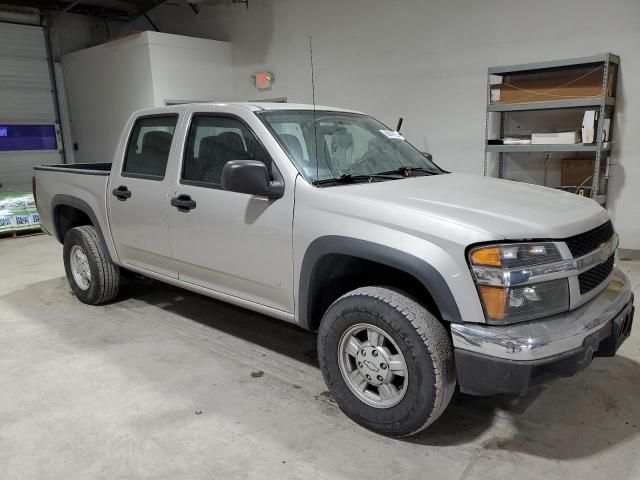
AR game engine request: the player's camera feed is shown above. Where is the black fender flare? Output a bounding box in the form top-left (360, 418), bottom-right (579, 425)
top-left (51, 194), bottom-right (114, 263)
top-left (297, 236), bottom-right (463, 330)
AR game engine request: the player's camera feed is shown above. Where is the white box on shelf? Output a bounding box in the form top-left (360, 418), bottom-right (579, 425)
top-left (582, 110), bottom-right (596, 143)
top-left (531, 131), bottom-right (581, 145)
top-left (601, 118), bottom-right (611, 142)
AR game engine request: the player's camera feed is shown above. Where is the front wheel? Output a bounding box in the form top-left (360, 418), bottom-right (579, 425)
top-left (63, 225), bottom-right (120, 305)
top-left (317, 286), bottom-right (456, 437)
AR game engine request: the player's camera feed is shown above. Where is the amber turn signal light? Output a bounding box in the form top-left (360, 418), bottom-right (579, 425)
top-left (470, 246), bottom-right (501, 267)
top-left (478, 285), bottom-right (506, 320)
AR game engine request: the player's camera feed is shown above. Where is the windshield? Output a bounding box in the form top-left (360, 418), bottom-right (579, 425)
top-left (258, 110), bottom-right (442, 184)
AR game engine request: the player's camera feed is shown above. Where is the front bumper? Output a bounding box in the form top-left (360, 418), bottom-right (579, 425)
top-left (451, 268), bottom-right (634, 395)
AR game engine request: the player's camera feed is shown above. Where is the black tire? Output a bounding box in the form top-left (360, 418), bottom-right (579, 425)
top-left (63, 225), bottom-right (120, 305)
top-left (317, 286), bottom-right (456, 437)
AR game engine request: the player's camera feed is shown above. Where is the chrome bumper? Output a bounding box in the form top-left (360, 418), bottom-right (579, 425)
top-left (451, 267), bottom-right (633, 361)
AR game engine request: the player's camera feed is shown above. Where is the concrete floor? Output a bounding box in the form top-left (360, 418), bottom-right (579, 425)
top-left (1, 234), bottom-right (640, 480)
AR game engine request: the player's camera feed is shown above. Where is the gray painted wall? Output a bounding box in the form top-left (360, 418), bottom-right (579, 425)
top-left (125, 0), bottom-right (640, 249)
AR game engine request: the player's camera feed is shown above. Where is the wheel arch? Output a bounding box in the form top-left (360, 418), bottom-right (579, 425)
top-left (298, 236), bottom-right (463, 331)
top-left (52, 194), bottom-right (114, 263)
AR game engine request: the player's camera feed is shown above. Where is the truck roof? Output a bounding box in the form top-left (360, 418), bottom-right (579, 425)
top-left (240, 102), bottom-right (364, 114)
top-left (132, 102), bottom-right (365, 117)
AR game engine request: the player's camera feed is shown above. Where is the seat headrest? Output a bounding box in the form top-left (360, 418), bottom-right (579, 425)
top-left (198, 132), bottom-right (247, 160)
top-left (215, 131), bottom-right (245, 153)
top-left (332, 130), bottom-right (353, 148)
top-left (198, 135), bottom-right (219, 158)
top-left (280, 134), bottom-right (304, 160)
top-left (141, 131), bottom-right (172, 155)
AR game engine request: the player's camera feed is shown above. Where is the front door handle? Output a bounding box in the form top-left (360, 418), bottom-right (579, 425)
top-left (112, 185), bottom-right (131, 201)
top-left (171, 194), bottom-right (197, 212)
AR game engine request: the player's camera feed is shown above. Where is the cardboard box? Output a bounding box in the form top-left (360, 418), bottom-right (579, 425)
top-left (491, 67), bottom-right (614, 105)
top-left (561, 159), bottom-right (595, 187)
top-left (531, 131), bottom-right (580, 144)
top-left (0, 192), bottom-right (40, 233)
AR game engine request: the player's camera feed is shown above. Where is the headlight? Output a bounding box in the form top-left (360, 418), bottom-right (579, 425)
top-left (470, 242), bottom-right (562, 268)
top-left (477, 279), bottom-right (569, 324)
top-left (469, 242), bottom-right (569, 324)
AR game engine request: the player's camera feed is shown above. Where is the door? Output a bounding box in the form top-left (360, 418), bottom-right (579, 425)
top-left (108, 114), bottom-right (178, 278)
top-left (0, 22), bottom-right (63, 192)
top-left (168, 113), bottom-right (294, 313)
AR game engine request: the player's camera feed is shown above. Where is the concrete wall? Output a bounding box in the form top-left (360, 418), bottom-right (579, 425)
top-left (124, 0), bottom-right (640, 248)
top-left (61, 32), bottom-right (233, 164)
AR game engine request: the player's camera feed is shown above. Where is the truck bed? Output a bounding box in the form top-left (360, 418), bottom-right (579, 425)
top-left (33, 163), bottom-right (114, 255)
top-left (33, 163), bottom-right (112, 175)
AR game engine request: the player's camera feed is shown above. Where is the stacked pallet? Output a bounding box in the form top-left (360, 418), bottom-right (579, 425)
top-left (0, 193), bottom-right (41, 238)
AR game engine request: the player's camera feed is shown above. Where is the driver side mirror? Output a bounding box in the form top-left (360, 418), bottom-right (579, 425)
top-left (421, 152), bottom-right (433, 161)
top-left (221, 160), bottom-right (284, 199)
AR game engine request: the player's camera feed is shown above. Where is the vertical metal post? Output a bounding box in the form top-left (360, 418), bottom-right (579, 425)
top-left (42, 20), bottom-right (67, 164)
top-left (592, 59), bottom-right (609, 203)
top-left (498, 112), bottom-right (505, 178)
top-left (484, 71), bottom-right (491, 176)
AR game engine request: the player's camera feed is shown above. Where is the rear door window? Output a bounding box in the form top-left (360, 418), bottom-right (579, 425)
top-left (123, 115), bottom-right (178, 179)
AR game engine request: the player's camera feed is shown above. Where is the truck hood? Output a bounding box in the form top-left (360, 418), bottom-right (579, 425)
top-left (324, 173), bottom-right (609, 240)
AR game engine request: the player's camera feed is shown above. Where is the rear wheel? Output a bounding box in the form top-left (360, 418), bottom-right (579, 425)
top-left (63, 225), bottom-right (120, 305)
top-left (317, 286), bottom-right (456, 437)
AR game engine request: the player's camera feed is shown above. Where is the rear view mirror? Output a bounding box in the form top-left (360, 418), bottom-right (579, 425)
top-left (222, 160), bottom-right (284, 199)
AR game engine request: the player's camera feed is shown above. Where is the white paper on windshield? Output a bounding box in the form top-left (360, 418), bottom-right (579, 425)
top-left (380, 130), bottom-right (405, 140)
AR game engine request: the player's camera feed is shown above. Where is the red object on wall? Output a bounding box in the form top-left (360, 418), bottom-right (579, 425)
top-left (254, 71), bottom-right (274, 90)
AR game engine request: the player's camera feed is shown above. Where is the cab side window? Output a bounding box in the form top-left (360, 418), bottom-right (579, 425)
top-left (123, 115), bottom-right (178, 179)
top-left (182, 115), bottom-right (270, 187)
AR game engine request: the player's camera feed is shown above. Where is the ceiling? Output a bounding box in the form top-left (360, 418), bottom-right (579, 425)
top-left (0, 0), bottom-right (168, 21)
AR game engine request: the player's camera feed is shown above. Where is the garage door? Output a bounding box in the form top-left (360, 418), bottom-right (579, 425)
top-left (0, 22), bottom-right (62, 193)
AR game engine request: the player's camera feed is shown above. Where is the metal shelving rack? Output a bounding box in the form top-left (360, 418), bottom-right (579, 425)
top-left (484, 53), bottom-right (619, 206)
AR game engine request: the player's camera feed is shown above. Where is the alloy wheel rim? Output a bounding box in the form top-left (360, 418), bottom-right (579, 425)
top-left (70, 245), bottom-right (91, 290)
top-left (338, 323), bottom-right (408, 408)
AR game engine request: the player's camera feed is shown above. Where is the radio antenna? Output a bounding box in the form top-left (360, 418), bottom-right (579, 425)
top-left (309, 35), bottom-right (319, 183)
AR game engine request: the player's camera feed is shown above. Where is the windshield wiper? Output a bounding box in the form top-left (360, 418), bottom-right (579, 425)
top-left (312, 173), bottom-right (400, 186)
top-left (374, 166), bottom-right (441, 177)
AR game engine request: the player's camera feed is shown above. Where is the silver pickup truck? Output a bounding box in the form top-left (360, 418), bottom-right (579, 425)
top-left (34, 102), bottom-right (634, 437)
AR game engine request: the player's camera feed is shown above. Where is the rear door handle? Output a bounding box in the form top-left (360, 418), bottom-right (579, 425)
top-left (112, 185), bottom-right (131, 201)
top-left (171, 194), bottom-right (197, 212)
